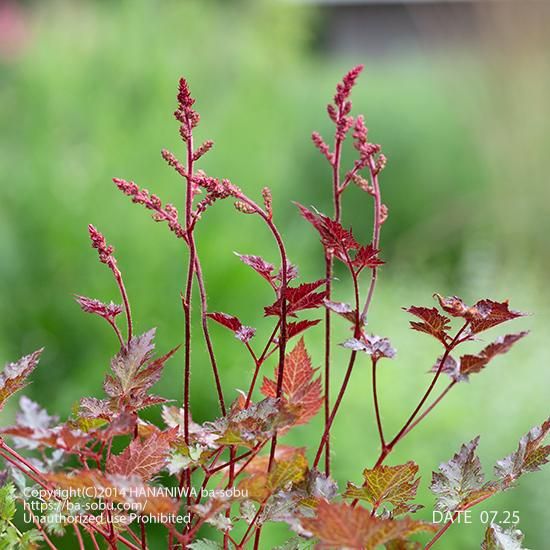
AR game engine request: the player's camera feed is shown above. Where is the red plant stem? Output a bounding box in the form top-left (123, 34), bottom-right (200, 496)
top-left (0, 447), bottom-right (51, 492)
top-left (89, 531), bottom-right (101, 550)
top-left (124, 527), bottom-right (143, 546)
top-left (323, 259), bottom-right (333, 475)
top-left (140, 523), bottom-right (147, 550)
top-left (245, 320), bottom-right (281, 406)
top-left (361, 159), bottom-right (382, 321)
top-left (313, 351), bottom-right (358, 468)
top-left (232, 440), bottom-right (267, 479)
top-left (182, 117), bottom-right (195, 444)
top-left (400, 380), bottom-right (456, 439)
top-left (321, 101), bottom-right (345, 476)
top-left (183, 249), bottom-right (195, 446)
top-left (224, 449), bottom-right (236, 550)
top-left (206, 448), bottom-right (255, 475)
top-left (230, 193), bottom-right (288, 548)
top-left (425, 491), bottom-right (495, 549)
top-left (22, 499), bottom-right (58, 550)
top-left (73, 524), bottom-right (86, 550)
top-left (238, 495), bottom-right (270, 548)
top-left (371, 357), bottom-right (385, 447)
top-left (2, 441), bottom-right (131, 549)
top-left (107, 319), bottom-right (125, 350)
top-left (112, 266), bottom-right (133, 344)
top-left (373, 322), bottom-right (469, 469)
top-left (313, 246), bottom-right (362, 469)
top-left (194, 254), bottom-right (226, 415)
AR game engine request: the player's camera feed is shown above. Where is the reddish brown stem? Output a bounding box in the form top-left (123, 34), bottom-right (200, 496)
top-left (194, 254), bottom-right (226, 415)
top-left (245, 320), bottom-right (281, 407)
top-left (374, 323), bottom-right (469, 468)
top-left (313, 351), bottom-right (358, 468)
top-left (73, 524), bottom-right (85, 550)
top-left (401, 380), bottom-right (456, 439)
top-left (22, 500), bottom-right (58, 550)
top-left (112, 266), bottom-right (133, 344)
top-left (361, 158), bottom-right (382, 321)
top-left (371, 357), bottom-right (385, 447)
top-left (425, 491), bottom-right (495, 549)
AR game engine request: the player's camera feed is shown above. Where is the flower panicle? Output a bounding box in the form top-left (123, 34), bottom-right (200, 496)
top-left (174, 77), bottom-right (200, 140)
top-left (113, 178), bottom-right (186, 240)
top-left (88, 224), bottom-right (116, 268)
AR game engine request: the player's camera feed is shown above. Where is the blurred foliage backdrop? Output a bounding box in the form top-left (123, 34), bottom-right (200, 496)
top-left (0, 0), bottom-right (549, 547)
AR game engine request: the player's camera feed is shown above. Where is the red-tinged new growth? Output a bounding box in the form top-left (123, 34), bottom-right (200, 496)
top-left (0, 68), bottom-right (543, 550)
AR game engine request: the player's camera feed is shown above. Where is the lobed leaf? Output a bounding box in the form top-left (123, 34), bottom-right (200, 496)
top-left (482, 524), bottom-right (527, 550)
top-left (0, 349), bottom-right (43, 412)
top-left (286, 319), bottom-right (321, 340)
top-left (435, 332), bottom-right (529, 382)
top-left (301, 500), bottom-right (436, 549)
top-left (207, 312), bottom-right (256, 343)
top-left (342, 334), bottom-right (396, 360)
top-left (495, 417), bottom-right (550, 484)
top-left (267, 453), bottom-right (309, 492)
top-left (102, 329), bottom-right (178, 411)
top-left (264, 280), bottom-right (327, 318)
top-left (235, 253), bottom-right (275, 284)
top-left (260, 339), bottom-right (323, 425)
top-left (404, 306), bottom-right (451, 344)
top-left (430, 437), bottom-right (496, 513)
top-left (75, 295), bottom-right (123, 322)
top-left (433, 294), bottom-right (526, 334)
top-left (344, 462), bottom-right (421, 515)
top-left (108, 428), bottom-right (177, 480)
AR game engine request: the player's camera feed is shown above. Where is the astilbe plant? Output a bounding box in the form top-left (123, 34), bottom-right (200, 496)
top-left (0, 67), bottom-right (547, 550)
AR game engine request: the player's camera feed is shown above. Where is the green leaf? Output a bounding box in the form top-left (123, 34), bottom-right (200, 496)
top-left (0, 484), bottom-right (16, 523)
top-left (274, 537), bottom-right (315, 550)
top-left (18, 529), bottom-right (43, 550)
top-left (344, 462), bottom-right (421, 515)
top-left (188, 540), bottom-right (222, 550)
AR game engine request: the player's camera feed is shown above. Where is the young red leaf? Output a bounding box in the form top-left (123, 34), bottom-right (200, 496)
top-left (469, 299), bottom-right (526, 334)
top-left (75, 295), bottom-right (123, 322)
top-left (260, 338), bottom-right (323, 425)
top-left (324, 300), bottom-right (358, 324)
top-left (342, 334), bottom-right (396, 360)
top-left (108, 429), bottom-right (177, 480)
top-left (235, 253), bottom-right (275, 284)
top-left (404, 306), bottom-right (451, 344)
top-left (433, 294), bottom-right (472, 318)
top-left (295, 203), bottom-right (359, 263)
top-left (102, 329), bottom-right (177, 411)
top-left (0, 349), bottom-right (43, 411)
top-left (344, 462), bottom-right (421, 515)
top-left (207, 312), bottom-right (256, 343)
top-left (0, 396), bottom-right (58, 450)
top-left (264, 280), bottom-right (327, 317)
top-left (495, 417), bottom-right (550, 484)
top-left (286, 319), bottom-right (320, 340)
top-left (434, 332), bottom-right (528, 382)
top-left (213, 397), bottom-right (293, 448)
top-left (433, 294), bottom-right (526, 334)
top-left (430, 437), bottom-right (496, 513)
top-left (301, 500), bottom-right (436, 549)
top-left (353, 243), bottom-right (384, 272)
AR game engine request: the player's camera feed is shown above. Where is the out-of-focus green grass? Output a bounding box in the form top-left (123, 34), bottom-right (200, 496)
top-left (0, 0), bottom-right (548, 547)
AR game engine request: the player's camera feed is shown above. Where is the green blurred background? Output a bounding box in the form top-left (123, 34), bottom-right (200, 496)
top-left (0, 0), bottom-right (548, 547)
